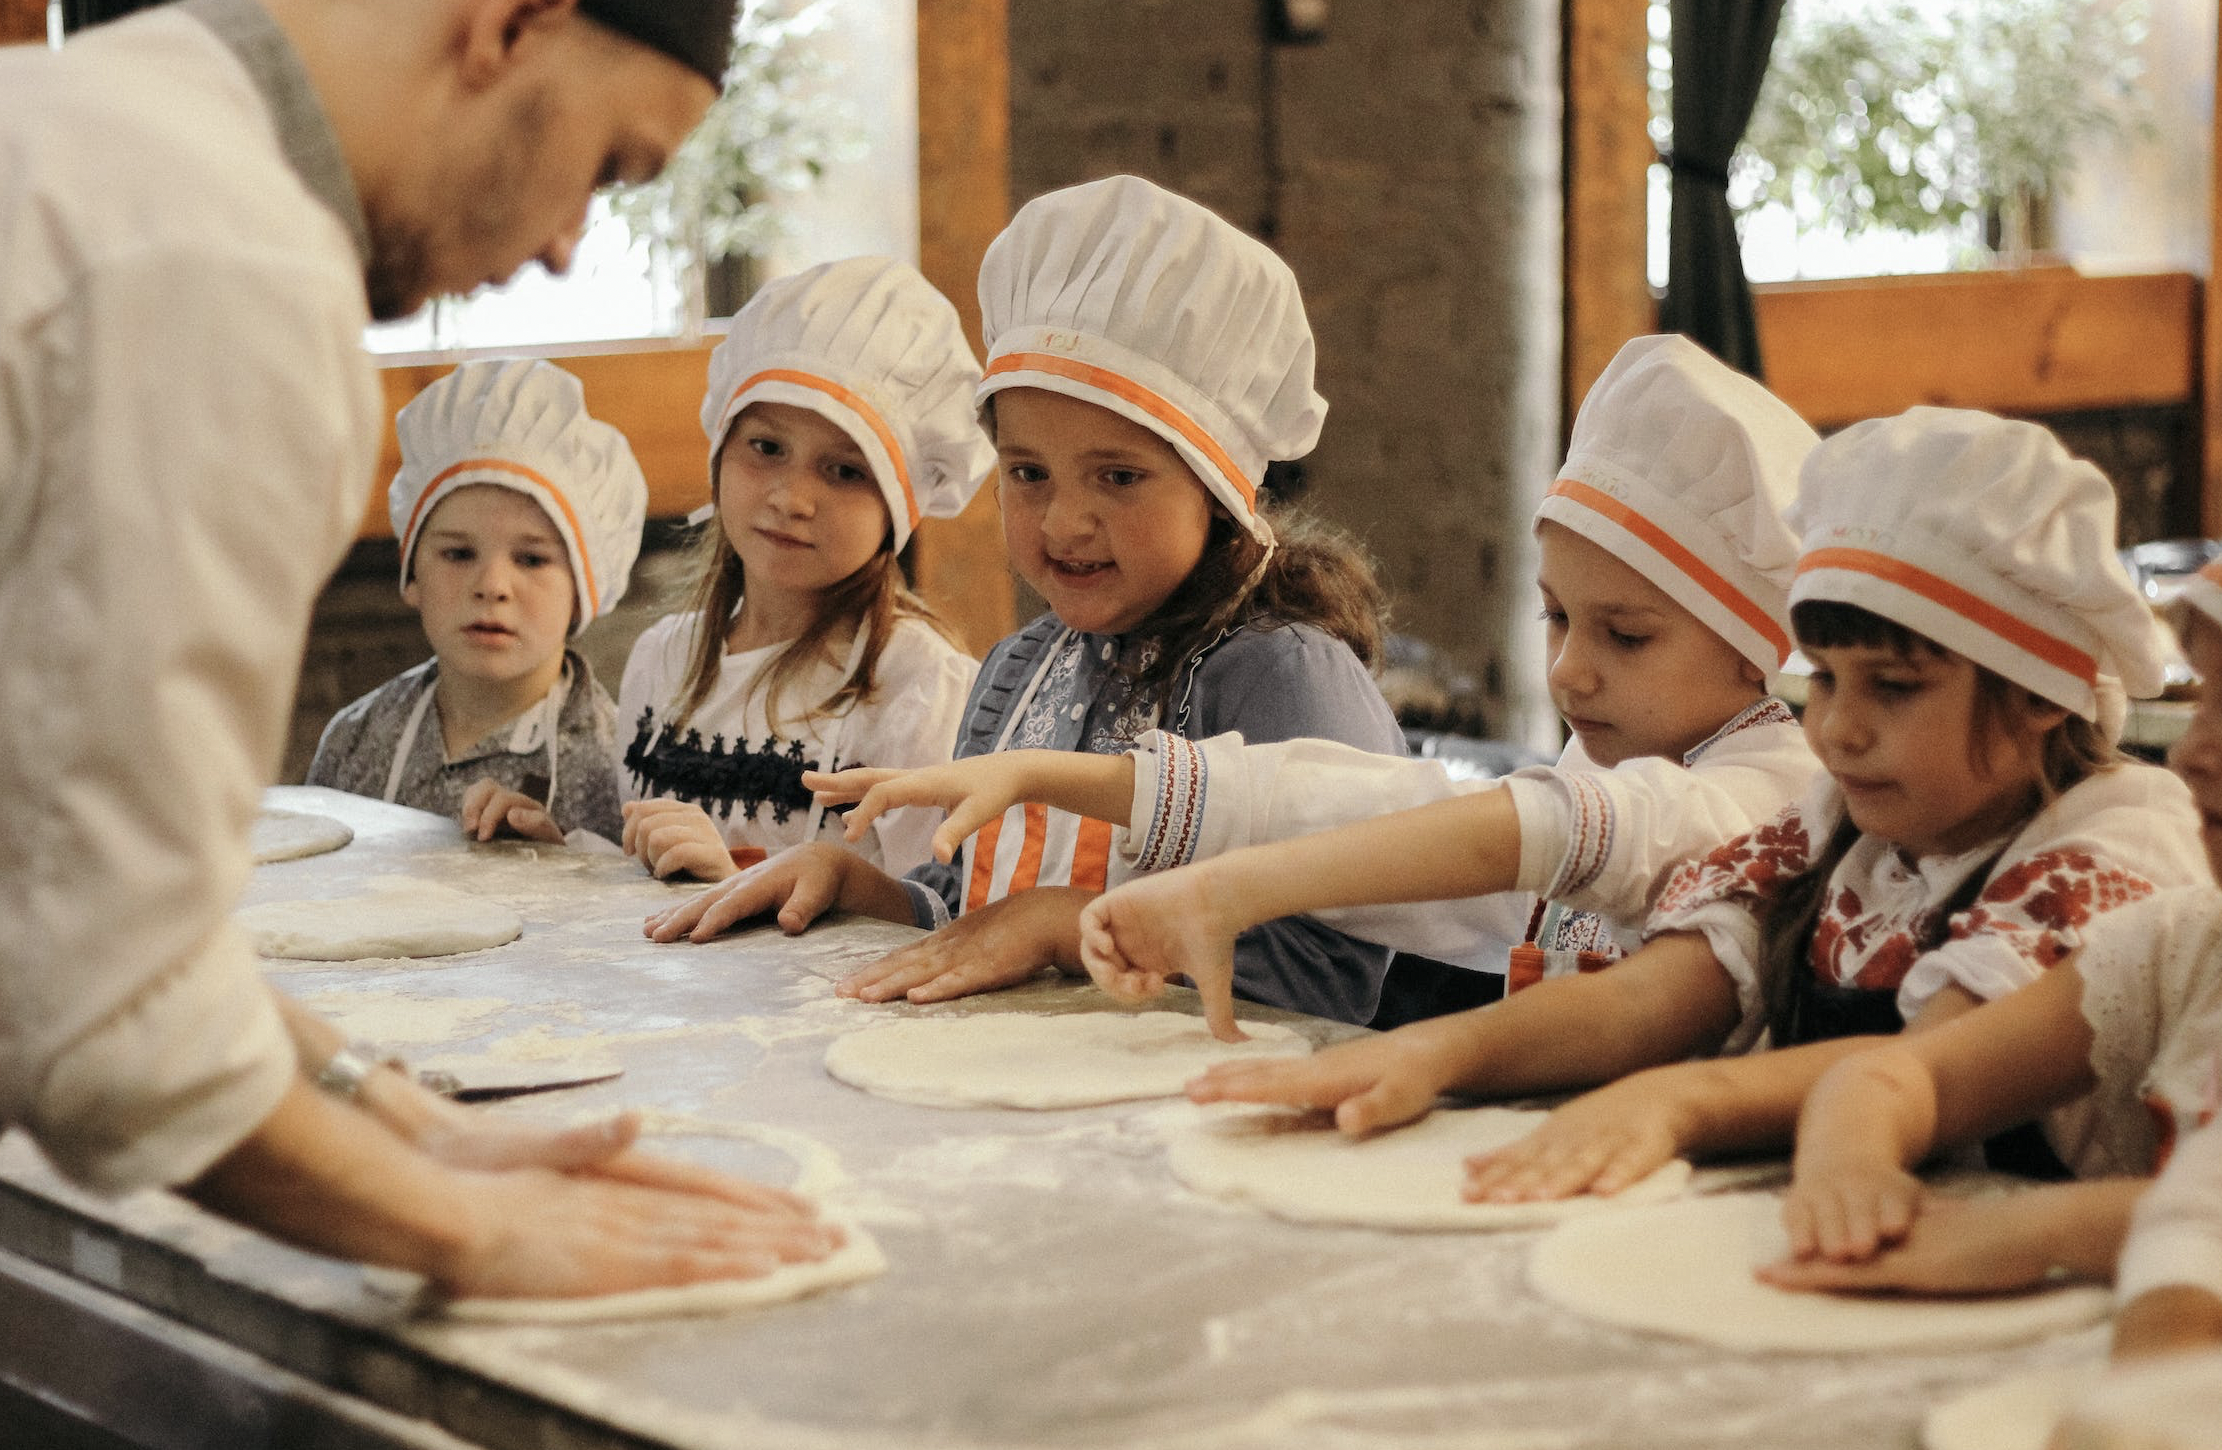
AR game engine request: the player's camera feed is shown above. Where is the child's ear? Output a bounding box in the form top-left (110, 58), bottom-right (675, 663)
top-left (401, 575), bottom-right (422, 610)
top-left (1738, 657), bottom-right (1767, 690)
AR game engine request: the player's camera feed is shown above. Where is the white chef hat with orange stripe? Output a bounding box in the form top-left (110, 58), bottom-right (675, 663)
top-left (390, 358), bottom-right (647, 630)
top-left (975, 175), bottom-right (1325, 544)
top-left (1790, 407), bottom-right (2177, 737)
top-left (1539, 334), bottom-right (1816, 674)
top-left (702, 255), bottom-right (993, 551)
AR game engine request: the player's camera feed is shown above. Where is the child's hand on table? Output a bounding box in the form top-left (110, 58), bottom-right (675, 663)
top-left (622, 799), bottom-right (738, 881)
top-left (1759, 1189), bottom-right (2074, 1296)
top-left (644, 842), bottom-right (854, 941)
top-left (1079, 868), bottom-right (1246, 1041)
top-left (460, 777), bottom-right (564, 844)
top-left (1779, 1149), bottom-right (1929, 1264)
top-left (1185, 1025), bottom-right (1464, 1133)
top-left (1461, 1075), bottom-right (1691, 1203)
top-left (837, 886), bottom-right (1094, 1003)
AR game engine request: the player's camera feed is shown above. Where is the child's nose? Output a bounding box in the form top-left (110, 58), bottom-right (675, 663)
top-left (1039, 486), bottom-right (1092, 542)
top-left (1546, 634), bottom-right (1596, 694)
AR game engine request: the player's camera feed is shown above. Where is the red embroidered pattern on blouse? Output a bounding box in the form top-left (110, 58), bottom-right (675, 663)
top-left (1651, 807), bottom-right (1817, 919)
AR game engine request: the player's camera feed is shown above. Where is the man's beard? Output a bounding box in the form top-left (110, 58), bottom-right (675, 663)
top-left (363, 212), bottom-right (431, 323)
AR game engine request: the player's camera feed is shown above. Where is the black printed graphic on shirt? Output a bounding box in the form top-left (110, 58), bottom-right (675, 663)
top-left (624, 708), bottom-right (845, 826)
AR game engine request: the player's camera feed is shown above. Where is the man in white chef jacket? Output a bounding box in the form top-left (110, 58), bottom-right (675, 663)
top-left (0, 0), bottom-right (841, 1299)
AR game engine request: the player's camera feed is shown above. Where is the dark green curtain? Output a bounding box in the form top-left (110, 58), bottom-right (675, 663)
top-left (1658, 0), bottom-right (1787, 379)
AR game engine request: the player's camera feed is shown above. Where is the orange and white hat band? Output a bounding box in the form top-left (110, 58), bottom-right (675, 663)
top-left (983, 350), bottom-right (1258, 517)
top-left (1795, 547), bottom-right (2098, 688)
top-left (1545, 477), bottom-right (1790, 666)
top-left (402, 458), bottom-right (600, 618)
top-left (718, 368), bottom-right (920, 533)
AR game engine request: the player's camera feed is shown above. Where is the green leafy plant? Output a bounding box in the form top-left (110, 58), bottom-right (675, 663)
top-left (1734, 0), bottom-right (2151, 256)
top-left (608, 0), bottom-right (856, 277)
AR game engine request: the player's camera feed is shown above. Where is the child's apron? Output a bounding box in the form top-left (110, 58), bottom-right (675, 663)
top-left (382, 662), bottom-right (570, 808)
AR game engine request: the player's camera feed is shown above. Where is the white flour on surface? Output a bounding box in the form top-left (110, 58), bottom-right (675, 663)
top-left (823, 1011), bottom-right (1311, 1109)
top-left (1530, 1191), bottom-right (2113, 1353)
top-left (237, 879), bottom-right (521, 960)
top-left (1166, 1106), bottom-right (1696, 1231)
top-left (1921, 1361), bottom-right (2104, 1450)
top-left (295, 991), bottom-right (509, 1047)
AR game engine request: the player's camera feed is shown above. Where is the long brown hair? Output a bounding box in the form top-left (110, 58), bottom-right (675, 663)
top-left (1121, 501), bottom-right (1388, 712)
top-left (666, 447), bottom-right (962, 736)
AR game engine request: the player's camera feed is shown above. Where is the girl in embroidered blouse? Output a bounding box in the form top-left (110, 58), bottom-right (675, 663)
top-left (604, 257), bottom-right (991, 883)
top-left (1749, 556), bottom-right (2222, 1366)
top-left (808, 333), bottom-right (1826, 1037)
top-left (644, 176), bottom-right (1409, 1027)
top-left (1059, 410), bottom-right (2204, 1207)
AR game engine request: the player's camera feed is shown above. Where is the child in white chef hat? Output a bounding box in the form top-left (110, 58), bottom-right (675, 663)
top-left (613, 256), bottom-right (990, 882)
top-left (647, 175), bottom-right (1410, 1028)
top-left (1376, 406), bottom-right (2204, 1209)
top-left (307, 358), bottom-right (645, 843)
top-left (811, 332), bottom-right (1827, 1042)
top-left (1752, 552), bottom-right (2222, 1366)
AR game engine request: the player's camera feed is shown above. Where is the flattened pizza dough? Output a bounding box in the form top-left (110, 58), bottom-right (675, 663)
top-left (237, 881), bottom-right (521, 960)
top-left (436, 1226), bottom-right (886, 1323)
top-left (823, 1011), bottom-right (1310, 1108)
top-left (249, 808), bottom-right (353, 863)
top-left (1922, 1362), bottom-right (2103, 1450)
top-left (1529, 1191), bottom-right (2112, 1353)
top-left (1167, 1106), bottom-right (1695, 1230)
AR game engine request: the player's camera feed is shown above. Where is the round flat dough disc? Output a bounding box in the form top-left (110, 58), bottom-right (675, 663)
top-left (2057, 1347), bottom-right (2222, 1450)
top-left (1922, 1362), bottom-right (2104, 1450)
top-left (1529, 1191), bottom-right (2112, 1354)
top-left (435, 1223), bottom-right (886, 1323)
top-left (250, 808), bottom-right (353, 864)
top-left (823, 1011), bottom-right (1310, 1109)
top-left (237, 881), bottom-right (521, 960)
top-left (1167, 1106), bottom-right (1694, 1231)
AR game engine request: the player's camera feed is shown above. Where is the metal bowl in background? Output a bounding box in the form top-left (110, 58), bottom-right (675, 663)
top-left (2119, 539), bottom-right (2222, 609)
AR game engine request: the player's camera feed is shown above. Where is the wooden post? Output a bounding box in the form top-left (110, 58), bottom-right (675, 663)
top-left (1562, 0), bottom-right (1655, 440)
top-left (911, 0), bottom-right (1016, 656)
top-left (2205, 12), bottom-right (2222, 536)
top-left (0, 0), bottom-right (47, 44)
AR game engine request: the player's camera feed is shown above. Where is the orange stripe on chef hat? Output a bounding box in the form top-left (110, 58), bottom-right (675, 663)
top-left (403, 458), bottom-right (602, 618)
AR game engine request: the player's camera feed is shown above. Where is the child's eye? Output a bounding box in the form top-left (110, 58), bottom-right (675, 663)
top-left (747, 435), bottom-right (784, 458)
top-left (1537, 606), bottom-right (1567, 627)
top-left (439, 546), bottom-right (474, 563)
top-left (1004, 463), bottom-right (1047, 486)
top-left (518, 551), bottom-right (554, 570)
top-left (1873, 678), bottom-right (1920, 699)
top-left (830, 462), bottom-right (872, 485)
top-left (1102, 468), bottom-right (1145, 489)
top-left (1608, 630), bottom-right (1650, 650)
top-left (1805, 670), bottom-right (1834, 694)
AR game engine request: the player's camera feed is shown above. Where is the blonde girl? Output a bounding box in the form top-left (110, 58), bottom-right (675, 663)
top-left (615, 257), bottom-right (992, 881)
top-left (648, 176), bottom-right (1407, 1026)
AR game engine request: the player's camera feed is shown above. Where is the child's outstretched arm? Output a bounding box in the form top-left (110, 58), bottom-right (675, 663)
top-left (803, 750), bottom-right (1134, 863)
top-left (643, 842), bottom-right (915, 942)
top-left (1077, 790), bottom-right (1531, 1038)
top-left (1171, 930), bottom-right (1739, 1123)
top-left (1757, 1179), bottom-right (2144, 1296)
top-left (460, 778), bottom-right (565, 844)
top-left (1779, 963), bottom-right (2098, 1261)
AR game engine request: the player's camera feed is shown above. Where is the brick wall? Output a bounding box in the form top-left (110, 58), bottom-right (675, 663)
top-left (1010, 0), bottom-right (1566, 745)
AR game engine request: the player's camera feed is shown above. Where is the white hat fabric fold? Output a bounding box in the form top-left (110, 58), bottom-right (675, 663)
top-left (1789, 407), bottom-right (2176, 726)
top-left (390, 358), bottom-right (647, 628)
top-left (703, 256), bottom-right (993, 551)
top-left (975, 174), bottom-right (1325, 543)
top-left (1540, 334), bottom-right (1816, 672)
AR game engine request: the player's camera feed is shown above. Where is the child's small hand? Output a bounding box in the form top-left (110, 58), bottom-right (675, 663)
top-left (1462, 1078), bottom-right (1689, 1203)
top-left (1759, 1191), bottom-right (2065, 1296)
top-left (622, 799), bottom-right (736, 881)
top-left (1186, 1029), bottom-right (1456, 1134)
top-left (643, 842), bottom-right (858, 942)
top-left (804, 753), bottom-right (1053, 863)
top-left (837, 887), bottom-right (1091, 1003)
top-left (1078, 869), bottom-right (1244, 1041)
top-left (1779, 1153), bottom-right (1928, 1264)
top-left (460, 777), bottom-right (564, 844)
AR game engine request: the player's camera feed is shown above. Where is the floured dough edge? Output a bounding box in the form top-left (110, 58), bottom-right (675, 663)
top-left (434, 1223), bottom-right (886, 1323)
top-left (250, 809), bottom-right (354, 864)
top-left (1921, 1361), bottom-right (2105, 1450)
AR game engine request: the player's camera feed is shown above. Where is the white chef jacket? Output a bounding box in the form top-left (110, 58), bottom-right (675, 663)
top-left (0, 3), bottom-right (382, 1190)
top-left (1117, 697), bottom-right (1820, 963)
